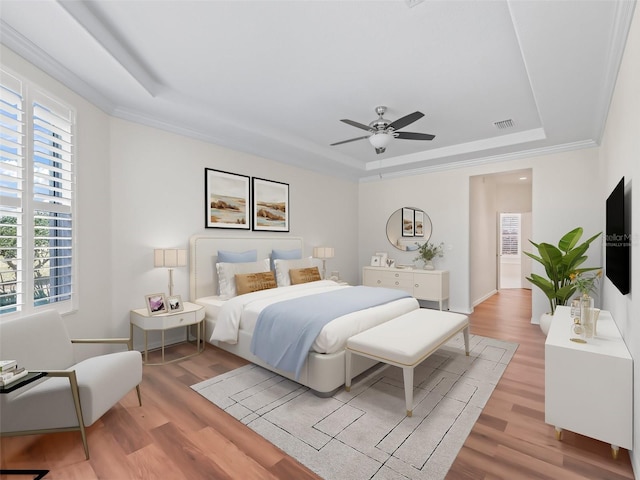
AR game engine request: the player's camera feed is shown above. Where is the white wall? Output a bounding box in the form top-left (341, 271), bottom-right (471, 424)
top-left (359, 148), bottom-right (602, 317)
top-left (469, 175), bottom-right (498, 304)
top-left (599, 4), bottom-right (639, 473)
top-left (1, 45), bottom-right (359, 351)
top-left (108, 118), bottom-right (359, 343)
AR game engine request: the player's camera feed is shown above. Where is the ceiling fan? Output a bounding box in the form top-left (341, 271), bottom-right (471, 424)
top-left (330, 106), bottom-right (435, 154)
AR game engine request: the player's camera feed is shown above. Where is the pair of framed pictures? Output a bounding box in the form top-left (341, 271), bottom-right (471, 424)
top-left (205, 168), bottom-right (289, 232)
top-left (401, 207), bottom-right (425, 237)
top-left (145, 293), bottom-right (183, 316)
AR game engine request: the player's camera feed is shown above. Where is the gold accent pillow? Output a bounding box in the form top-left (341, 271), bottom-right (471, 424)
top-left (289, 267), bottom-right (321, 285)
top-left (235, 271), bottom-right (277, 295)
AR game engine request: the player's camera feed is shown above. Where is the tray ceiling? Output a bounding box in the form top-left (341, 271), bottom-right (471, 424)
top-left (0, 0), bottom-right (635, 181)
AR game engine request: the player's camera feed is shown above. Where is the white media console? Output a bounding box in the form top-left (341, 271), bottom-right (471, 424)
top-left (545, 306), bottom-right (632, 458)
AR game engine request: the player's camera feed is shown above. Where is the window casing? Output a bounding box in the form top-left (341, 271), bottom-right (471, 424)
top-left (0, 68), bottom-right (76, 316)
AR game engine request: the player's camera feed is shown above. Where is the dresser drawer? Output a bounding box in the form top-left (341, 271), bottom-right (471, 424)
top-left (158, 310), bottom-right (198, 329)
top-left (363, 269), bottom-right (413, 289)
top-left (130, 304), bottom-right (204, 330)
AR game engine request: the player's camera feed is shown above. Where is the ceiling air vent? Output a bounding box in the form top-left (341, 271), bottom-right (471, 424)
top-left (494, 119), bottom-right (515, 130)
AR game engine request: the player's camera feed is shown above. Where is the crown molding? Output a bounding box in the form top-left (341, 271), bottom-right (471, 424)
top-left (0, 20), bottom-right (115, 114)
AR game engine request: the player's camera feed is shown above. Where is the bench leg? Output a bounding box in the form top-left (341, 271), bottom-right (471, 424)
top-left (403, 367), bottom-right (414, 417)
top-left (463, 325), bottom-right (470, 356)
top-left (345, 350), bottom-right (352, 392)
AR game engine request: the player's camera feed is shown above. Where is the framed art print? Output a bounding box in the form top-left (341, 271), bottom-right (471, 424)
top-left (402, 207), bottom-right (415, 237)
top-left (414, 210), bottom-right (425, 237)
top-left (252, 177), bottom-right (289, 232)
top-left (205, 168), bottom-right (250, 229)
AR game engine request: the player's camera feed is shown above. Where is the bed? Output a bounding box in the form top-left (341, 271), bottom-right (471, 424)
top-left (189, 234), bottom-right (419, 395)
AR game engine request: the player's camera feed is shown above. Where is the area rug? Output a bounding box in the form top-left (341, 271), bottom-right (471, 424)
top-left (191, 334), bottom-right (518, 480)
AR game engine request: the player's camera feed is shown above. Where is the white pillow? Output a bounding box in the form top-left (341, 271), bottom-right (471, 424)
top-left (216, 259), bottom-right (270, 297)
top-left (274, 257), bottom-right (324, 287)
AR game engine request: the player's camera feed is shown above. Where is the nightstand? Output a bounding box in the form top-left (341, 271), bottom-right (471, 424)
top-left (130, 301), bottom-right (205, 365)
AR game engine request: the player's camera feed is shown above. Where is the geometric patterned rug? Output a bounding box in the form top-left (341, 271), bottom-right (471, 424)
top-left (192, 334), bottom-right (518, 480)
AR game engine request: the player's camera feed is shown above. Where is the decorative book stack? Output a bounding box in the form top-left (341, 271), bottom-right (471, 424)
top-left (0, 359), bottom-right (28, 386)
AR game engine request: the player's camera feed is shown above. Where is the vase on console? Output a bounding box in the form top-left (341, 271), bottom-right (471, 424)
top-left (423, 260), bottom-right (435, 270)
top-left (579, 293), bottom-right (595, 337)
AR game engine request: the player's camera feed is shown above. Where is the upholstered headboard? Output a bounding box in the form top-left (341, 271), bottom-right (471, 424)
top-left (189, 234), bottom-right (304, 301)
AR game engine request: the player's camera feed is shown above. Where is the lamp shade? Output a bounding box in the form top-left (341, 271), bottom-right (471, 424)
top-left (368, 132), bottom-right (392, 149)
top-left (313, 247), bottom-right (335, 259)
top-left (154, 249), bottom-right (187, 268)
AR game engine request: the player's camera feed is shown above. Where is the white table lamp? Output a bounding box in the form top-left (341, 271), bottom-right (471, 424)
top-left (154, 248), bottom-right (187, 296)
top-left (313, 246), bottom-right (334, 280)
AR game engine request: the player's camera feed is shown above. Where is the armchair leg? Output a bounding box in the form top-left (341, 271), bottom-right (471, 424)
top-left (67, 371), bottom-right (89, 460)
top-left (136, 385), bottom-right (142, 406)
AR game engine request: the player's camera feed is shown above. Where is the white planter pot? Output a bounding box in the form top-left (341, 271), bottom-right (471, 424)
top-left (540, 312), bottom-right (553, 336)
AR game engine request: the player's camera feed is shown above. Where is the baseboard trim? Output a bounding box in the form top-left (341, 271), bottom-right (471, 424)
top-left (473, 289), bottom-right (497, 307)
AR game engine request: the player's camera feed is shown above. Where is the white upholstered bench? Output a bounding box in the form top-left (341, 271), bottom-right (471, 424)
top-left (345, 308), bottom-right (469, 417)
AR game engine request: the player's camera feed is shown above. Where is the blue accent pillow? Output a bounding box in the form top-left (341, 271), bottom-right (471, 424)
top-left (271, 248), bottom-right (302, 270)
top-left (217, 249), bottom-right (257, 263)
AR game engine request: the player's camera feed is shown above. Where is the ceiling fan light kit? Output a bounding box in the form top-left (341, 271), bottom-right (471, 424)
top-left (368, 131), bottom-right (393, 149)
top-left (331, 106), bottom-right (435, 154)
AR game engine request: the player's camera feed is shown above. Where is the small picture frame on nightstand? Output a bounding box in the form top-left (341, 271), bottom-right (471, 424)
top-left (167, 295), bottom-right (183, 312)
top-left (145, 293), bottom-right (168, 315)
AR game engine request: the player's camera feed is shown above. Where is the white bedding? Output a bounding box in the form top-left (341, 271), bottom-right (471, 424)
top-left (201, 280), bottom-right (419, 354)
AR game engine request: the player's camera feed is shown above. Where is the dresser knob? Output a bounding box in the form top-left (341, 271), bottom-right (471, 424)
top-left (377, 280), bottom-right (381, 284)
top-left (395, 281), bottom-right (399, 285)
top-left (394, 273), bottom-right (399, 277)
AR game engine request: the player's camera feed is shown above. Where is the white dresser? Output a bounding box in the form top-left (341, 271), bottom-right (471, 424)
top-left (545, 306), bottom-right (632, 458)
top-left (362, 266), bottom-right (449, 310)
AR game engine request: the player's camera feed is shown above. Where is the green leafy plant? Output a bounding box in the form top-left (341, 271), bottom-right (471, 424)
top-left (414, 241), bottom-right (444, 263)
top-left (524, 227), bottom-right (601, 314)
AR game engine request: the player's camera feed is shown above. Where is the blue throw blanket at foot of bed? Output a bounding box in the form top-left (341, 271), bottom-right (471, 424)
top-left (250, 286), bottom-right (411, 379)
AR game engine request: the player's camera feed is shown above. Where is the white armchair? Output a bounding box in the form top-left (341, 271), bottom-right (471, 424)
top-left (0, 309), bottom-right (142, 459)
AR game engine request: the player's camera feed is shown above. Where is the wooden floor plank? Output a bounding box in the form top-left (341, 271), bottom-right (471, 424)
top-left (1, 289), bottom-right (635, 479)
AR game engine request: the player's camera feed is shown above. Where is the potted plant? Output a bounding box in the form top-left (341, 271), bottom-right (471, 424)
top-left (414, 241), bottom-right (444, 270)
top-left (524, 227), bottom-right (601, 332)
top-left (570, 269), bottom-right (603, 297)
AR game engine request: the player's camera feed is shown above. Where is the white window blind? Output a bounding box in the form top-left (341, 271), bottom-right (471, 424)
top-left (500, 213), bottom-right (521, 256)
top-left (0, 68), bottom-right (76, 315)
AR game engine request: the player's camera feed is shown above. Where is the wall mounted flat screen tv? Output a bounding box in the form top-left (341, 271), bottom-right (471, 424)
top-left (605, 177), bottom-right (630, 295)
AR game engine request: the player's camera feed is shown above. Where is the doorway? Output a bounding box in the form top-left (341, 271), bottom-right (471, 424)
top-left (469, 169), bottom-right (532, 306)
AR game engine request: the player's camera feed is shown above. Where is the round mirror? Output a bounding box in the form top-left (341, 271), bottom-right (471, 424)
top-left (386, 207), bottom-right (432, 251)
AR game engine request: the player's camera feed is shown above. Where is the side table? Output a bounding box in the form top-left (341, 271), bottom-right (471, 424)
top-left (130, 301), bottom-right (205, 365)
top-left (0, 371), bottom-right (47, 394)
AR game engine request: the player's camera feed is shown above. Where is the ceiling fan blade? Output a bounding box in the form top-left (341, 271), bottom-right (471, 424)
top-left (341, 119), bottom-right (374, 132)
top-left (395, 131), bottom-right (435, 141)
top-left (387, 111), bottom-right (424, 131)
top-left (330, 135), bottom-right (370, 146)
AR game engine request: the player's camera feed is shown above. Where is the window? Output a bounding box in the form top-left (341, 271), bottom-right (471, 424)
top-left (0, 68), bottom-right (76, 316)
top-left (500, 213), bottom-right (520, 256)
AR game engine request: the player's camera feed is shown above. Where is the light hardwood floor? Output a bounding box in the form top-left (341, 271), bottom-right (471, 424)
top-left (1, 289), bottom-right (635, 479)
